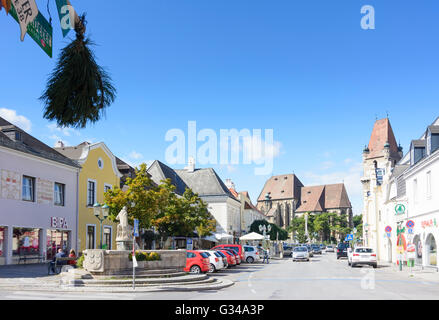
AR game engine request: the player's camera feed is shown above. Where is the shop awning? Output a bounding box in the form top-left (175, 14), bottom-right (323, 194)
top-left (202, 235), bottom-right (219, 243)
top-left (239, 232), bottom-right (265, 241)
top-left (214, 233), bottom-right (234, 241)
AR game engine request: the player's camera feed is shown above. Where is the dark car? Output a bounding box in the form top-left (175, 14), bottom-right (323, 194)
top-left (283, 245), bottom-right (293, 257)
top-left (311, 245), bottom-right (322, 254)
top-left (305, 244), bottom-right (314, 257)
top-left (336, 242), bottom-right (350, 259)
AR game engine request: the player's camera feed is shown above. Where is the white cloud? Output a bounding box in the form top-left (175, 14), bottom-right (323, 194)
top-left (0, 108), bottom-right (32, 132)
top-left (128, 151), bottom-right (143, 160)
top-left (301, 161), bottom-right (363, 214)
top-left (47, 123), bottom-right (80, 137)
top-left (48, 134), bottom-right (70, 147)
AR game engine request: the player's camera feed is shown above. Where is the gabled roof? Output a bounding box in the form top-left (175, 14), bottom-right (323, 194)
top-left (175, 167), bottom-right (235, 198)
top-left (295, 183), bottom-right (352, 213)
top-left (411, 139), bottom-right (426, 148)
top-left (147, 160), bottom-right (236, 199)
top-left (427, 125), bottom-right (439, 134)
top-left (324, 183), bottom-right (352, 209)
top-left (55, 141), bottom-right (122, 177)
top-left (296, 185), bottom-right (325, 212)
top-left (147, 160), bottom-right (188, 195)
top-left (257, 174), bottom-right (304, 202)
top-left (0, 117), bottom-right (80, 169)
top-left (366, 118), bottom-right (400, 160)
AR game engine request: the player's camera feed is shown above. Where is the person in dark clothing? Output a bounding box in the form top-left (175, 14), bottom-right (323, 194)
top-left (49, 249), bottom-right (66, 274)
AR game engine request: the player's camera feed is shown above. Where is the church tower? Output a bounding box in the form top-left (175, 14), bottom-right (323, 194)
top-left (361, 118), bottom-right (402, 257)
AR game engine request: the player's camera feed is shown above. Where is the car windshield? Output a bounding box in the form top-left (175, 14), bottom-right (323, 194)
top-left (199, 252), bottom-right (209, 258)
top-left (294, 247), bottom-right (307, 252)
top-left (216, 251), bottom-right (225, 257)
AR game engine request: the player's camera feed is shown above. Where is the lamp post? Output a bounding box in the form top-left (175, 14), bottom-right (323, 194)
top-left (93, 203), bottom-right (109, 249)
top-left (259, 224), bottom-right (271, 250)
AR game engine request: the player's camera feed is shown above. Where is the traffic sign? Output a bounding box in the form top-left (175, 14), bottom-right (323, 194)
top-left (133, 219), bottom-right (139, 237)
top-left (395, 204), bottom-right (406, 215)
top-left (345, 234), bottom-right (354, 241)
top-left (385, 226), bottom-right (392, 233)
top-left (386, 232), bottom-right (391, 238)
top-left (10, 4), bottom-right (53, 57)
top-left (406, 220), bottom-right (415, 228)
top-left (407, 228), bottom-right (414, 234)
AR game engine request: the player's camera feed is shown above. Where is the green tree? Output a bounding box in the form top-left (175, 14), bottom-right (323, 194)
top-left (104, 163), bottom-right (215, 246)
top-left (104, 163), bottom-right (158, 229)
top-left (249, 220), bottom-right (288, 241)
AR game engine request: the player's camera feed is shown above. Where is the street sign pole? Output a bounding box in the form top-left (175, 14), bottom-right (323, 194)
top-left (133, 219), bottom-right (139, 290)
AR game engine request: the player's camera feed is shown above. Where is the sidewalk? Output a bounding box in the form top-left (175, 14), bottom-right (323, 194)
top-left (378, 261), bottom-right (439, 283)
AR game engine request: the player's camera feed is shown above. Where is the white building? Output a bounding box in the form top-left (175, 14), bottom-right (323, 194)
top-left (0, 117), bottom-right (81, 265)
top-left (225, 179), bottom-right (267, 234)
top-left (363, 117), bottom-right (439, 269)
top-left (147, 160), bottom-right (242, 244)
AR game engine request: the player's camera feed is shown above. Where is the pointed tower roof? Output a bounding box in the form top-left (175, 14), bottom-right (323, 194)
top-left (366, 118), bottom-right (400, 160)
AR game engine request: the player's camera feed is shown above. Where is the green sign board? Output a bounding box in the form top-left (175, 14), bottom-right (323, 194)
top-left (55, 0), bottom-right (72, 38)
top-left (10, 4), bottom-right (53, 58)
top-left (395, 204), bottom-right (406, 215)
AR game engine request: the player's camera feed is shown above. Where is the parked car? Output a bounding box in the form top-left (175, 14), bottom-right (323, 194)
top-left (325, 245), bottom-right (335, 253)
top-left (336, 242), bottom-right (350, 259)
top-left (227, 249), bottom-right (242, 265)
top-left (320, 244), bottom-right (326, 251)
top-left (243, 245), bottom-right (260, 263)
top-left (184, 250), bottom-right (210, 273)
top-left (306, 244), bottom-right (314, 257)
top-left (212, 244), bottom-right (245, 263)
top-left (283, 245), bottom-right (293, 257)
top-left (292, 246), bottom-right (310, 262)
top-left (199, 250), bottom-right (226, 273)
top-left (217, 249), bottom-right (236, 267)
top-left (215, 250), bottom-right (229, 268)
top-left (311, 245), bottom-right (322, 254)
top-left (348, 247), bottom-right (377, 268)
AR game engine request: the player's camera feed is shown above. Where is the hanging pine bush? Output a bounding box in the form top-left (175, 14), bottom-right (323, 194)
top-left (40, 14), bottom-right (116, 129)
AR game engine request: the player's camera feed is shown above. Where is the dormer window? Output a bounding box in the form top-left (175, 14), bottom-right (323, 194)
top-left (426, 126), bottom-right (439, 155)
top-left (4, 130), bottom-right (22, 142)
top-left (410, 140), bottom-right (426, 166)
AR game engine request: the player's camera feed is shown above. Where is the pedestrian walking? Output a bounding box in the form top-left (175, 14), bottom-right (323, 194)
top-left (263, 248), bottom-right (270, 264)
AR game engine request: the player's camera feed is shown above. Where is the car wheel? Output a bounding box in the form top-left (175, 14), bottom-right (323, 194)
top-left (337, 256), bottom-right (340, 260)
top-left (351, 263), bottom-right (356, 268)
top-left (246, 257), bottom-right (254, 264)
top-left (190, 265), bottom-right (201, 274)
top-left (373, 264), bottom-right (377, 269)
top-left (208, 264), bottom-right (216, 273)
top-left (307, 259), bottom-right (309, 262)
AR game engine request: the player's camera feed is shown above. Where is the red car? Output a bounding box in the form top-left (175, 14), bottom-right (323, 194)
top-left (212, 244), bottom-right (245, 262)
top-left (217, 249), bottom-right (236, 267)
top-left (184, 250), bottom-right (210, 273)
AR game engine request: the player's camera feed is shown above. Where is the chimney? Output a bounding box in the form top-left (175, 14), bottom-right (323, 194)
top-left (54, 141), bottom-right (65, 148)
top-left (225, 179), bottom-right (235, 190)
top-left (185, 156), bottom-right (195, 172)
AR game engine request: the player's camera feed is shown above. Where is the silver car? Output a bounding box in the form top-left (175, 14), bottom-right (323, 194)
top-left (292, 246), bottom-right (310, 262)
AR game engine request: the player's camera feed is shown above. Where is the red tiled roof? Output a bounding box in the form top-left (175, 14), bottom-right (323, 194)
top-left (257, 174), bottom-right (303, 202)
top-left (366, 118), bottom-right (400, 160)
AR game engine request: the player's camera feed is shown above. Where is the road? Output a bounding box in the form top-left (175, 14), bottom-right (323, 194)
top-left (1, 252), bottom-right (439, 300)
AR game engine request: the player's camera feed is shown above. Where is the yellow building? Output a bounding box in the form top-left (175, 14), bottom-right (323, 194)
top-left (55, 142), bottom-right (122, 253)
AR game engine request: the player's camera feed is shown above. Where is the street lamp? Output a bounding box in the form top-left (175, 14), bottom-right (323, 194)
top-left (93, 203), bottom-right (109, 249)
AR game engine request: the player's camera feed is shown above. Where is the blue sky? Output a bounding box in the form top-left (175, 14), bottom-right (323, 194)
top-left (2, 0), bottom-right (439, 215)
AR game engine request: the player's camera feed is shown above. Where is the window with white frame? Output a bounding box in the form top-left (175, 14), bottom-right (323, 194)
top-left (427, 171), bottom-right (432, 199)
top-left (413, 179), bottom-right (418, 204)
top-left (22, 176), bottom-right (35, 202)
top-left (87, 180), bottom-right (96, 206)
top-left (54, 182), bottom-right (65, 206)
